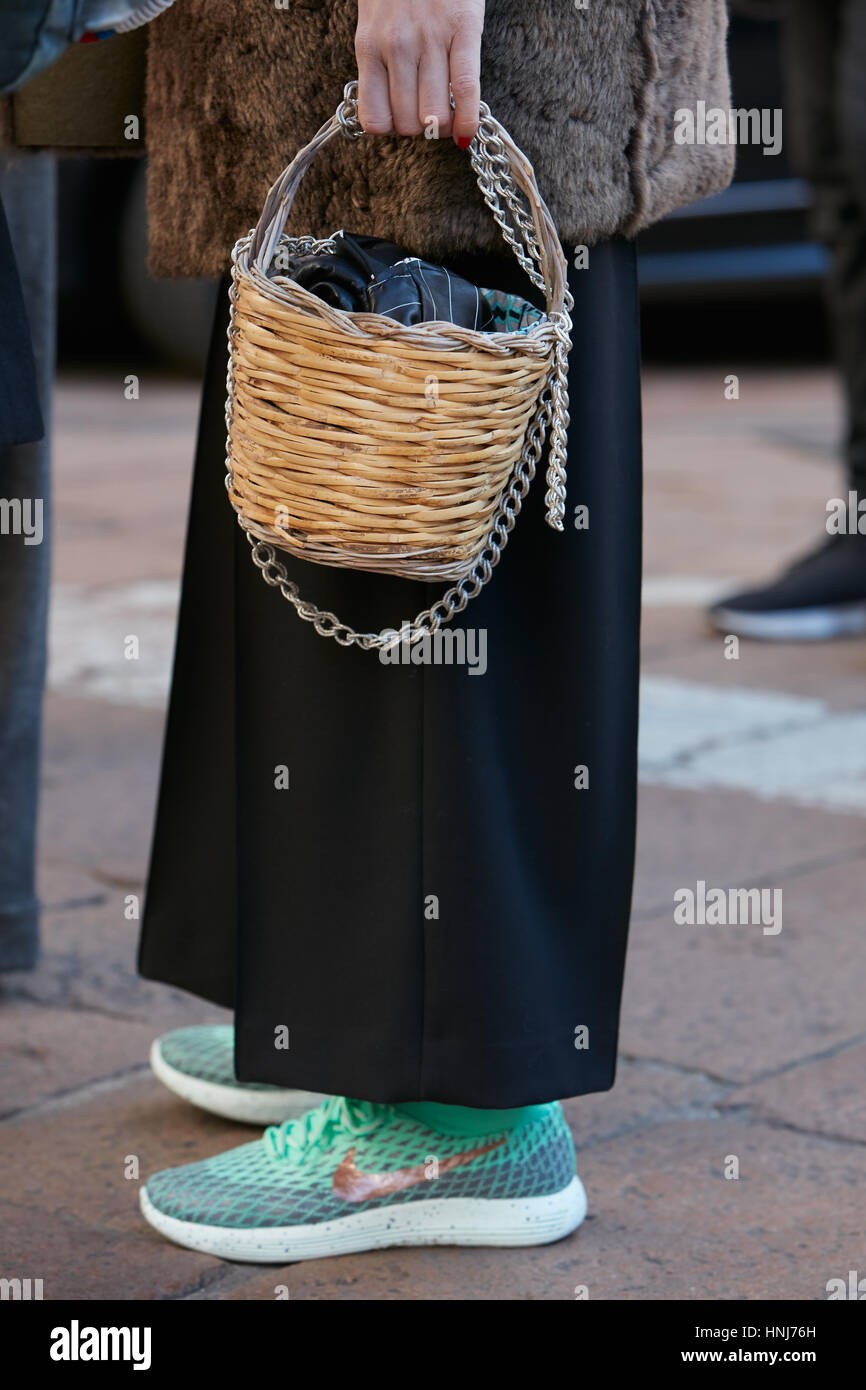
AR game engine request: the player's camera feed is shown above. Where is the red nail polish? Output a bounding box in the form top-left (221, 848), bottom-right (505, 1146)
top-left (456, 136), bottom-right (472, 150)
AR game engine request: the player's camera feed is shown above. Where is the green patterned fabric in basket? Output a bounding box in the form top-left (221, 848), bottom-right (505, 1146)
top-left (480, 288), bottom-right (544, 333)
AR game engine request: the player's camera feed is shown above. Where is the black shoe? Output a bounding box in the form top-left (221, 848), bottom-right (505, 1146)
top-left (708, 533), bottom-right (866, 640)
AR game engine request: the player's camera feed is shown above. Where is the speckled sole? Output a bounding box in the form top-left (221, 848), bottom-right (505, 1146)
top-left (150, 1039), bottom-right (325, 1126)
top-left (139, 1175), bottom-right (586, 1262)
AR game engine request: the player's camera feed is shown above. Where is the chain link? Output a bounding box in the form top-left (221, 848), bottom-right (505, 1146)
top-left (228, 386), bottom-right (552, 652)
top-left (466, 99), bottom-right (572, 530)
top-left (336, 79), bottom-right (364, 138)
top-left (225, 82), bottom-right (572, 649)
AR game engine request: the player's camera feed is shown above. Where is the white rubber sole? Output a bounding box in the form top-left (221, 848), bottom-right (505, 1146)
top-left (140, 1175), bottom-right (587, 1262)
top-left (149, 1040), bottom-right (325, 1126)
top-left (709, 601), bottom-right (866, 641)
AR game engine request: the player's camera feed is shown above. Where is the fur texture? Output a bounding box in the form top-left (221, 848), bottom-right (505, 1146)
top-left (143, 0), bottom-right (734, 277)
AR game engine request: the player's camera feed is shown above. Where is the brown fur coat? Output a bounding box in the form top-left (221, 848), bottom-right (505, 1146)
top-left (2, 2), bottom-right (733, 277)
top-left (143, 1), bottom-right (734, 276)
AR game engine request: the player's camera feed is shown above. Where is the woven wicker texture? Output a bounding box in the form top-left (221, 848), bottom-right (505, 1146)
top-left (226, 82), bottom-right (571, 588)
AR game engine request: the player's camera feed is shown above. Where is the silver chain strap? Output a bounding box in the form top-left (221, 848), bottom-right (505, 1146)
top-left (470, 112), bottom-right (545, 292)
top-left (462, 91), bottom-right (573, 531)
top-left (224, 81), bottom-right (572, 650)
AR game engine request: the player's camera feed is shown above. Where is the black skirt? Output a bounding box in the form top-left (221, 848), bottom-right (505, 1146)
top-left (139, 238), bottom-right (642, 1107)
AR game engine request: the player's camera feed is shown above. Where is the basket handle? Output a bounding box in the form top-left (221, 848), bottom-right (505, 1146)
top-left (249, 79), bottom-right (567, 319)
top-left (234, 78), bottom-right (573, 652)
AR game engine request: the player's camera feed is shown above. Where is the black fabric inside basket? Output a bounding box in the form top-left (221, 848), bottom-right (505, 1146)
top-left (276, 230), bottom-right (543, 332)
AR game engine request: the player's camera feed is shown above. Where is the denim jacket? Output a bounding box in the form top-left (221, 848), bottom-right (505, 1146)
top-left (1, 0), bottom-right (173, 94)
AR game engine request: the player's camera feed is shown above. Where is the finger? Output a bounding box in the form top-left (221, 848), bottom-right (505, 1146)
top-left (418, 45), bottom-right (452, 141)
top-left (449, 26), bottom-right (482, 147)
top-left (355, 37), bottom-right (393, 134)
top-left (386, 42), bottom-right (423, 136)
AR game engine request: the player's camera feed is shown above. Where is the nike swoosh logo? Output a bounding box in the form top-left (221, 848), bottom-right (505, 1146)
top-left (332, 1138), bottom-right (506, 1203)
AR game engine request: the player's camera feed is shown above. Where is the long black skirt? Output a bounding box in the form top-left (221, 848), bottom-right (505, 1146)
top-left (139, 238), bottom-right (642, 1108)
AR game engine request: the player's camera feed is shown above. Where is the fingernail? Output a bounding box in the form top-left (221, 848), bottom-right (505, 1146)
top-left (456, 136), bottom-right (472, 150)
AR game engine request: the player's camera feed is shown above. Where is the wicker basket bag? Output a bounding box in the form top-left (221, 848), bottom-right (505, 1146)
top-left (225, 80), bottom-right (573, 650)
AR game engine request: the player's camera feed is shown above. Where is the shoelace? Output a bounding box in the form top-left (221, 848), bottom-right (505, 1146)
top-left (265, 1096), bottom-right (387, 1164)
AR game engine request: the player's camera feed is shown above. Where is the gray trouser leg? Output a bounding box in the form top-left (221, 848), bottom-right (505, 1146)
top-left (833, 0), bottom-right (866, 493)
top-left (784, 0), bottom-right (866, 494)
top-left (0, 152), bottom-right (56, 970)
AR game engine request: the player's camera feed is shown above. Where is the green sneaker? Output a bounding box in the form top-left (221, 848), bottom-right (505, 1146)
top-left (140, 1095), bottom-right (585, 1261)
top-left (150, 1026), bottom-right (325, 1125)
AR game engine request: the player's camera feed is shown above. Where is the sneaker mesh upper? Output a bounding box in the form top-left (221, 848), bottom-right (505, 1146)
top-left (145, 1101), bottom-right (576, 1228)
top-left (157, 1025), bottom-right (280, 1093)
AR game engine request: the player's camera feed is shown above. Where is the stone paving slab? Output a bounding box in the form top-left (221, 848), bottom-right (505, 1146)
top-left (0, 1005), bottom-right (155, 1117)
top-left (52, 377), bottom-right (197, 588)
top-left (639, 675), bottom-right (866, 814)
top-left (725, 1041), bottom-right (866, 1146)
top-left (2, 874), bottom-right (225, 1027)
top-left (49, 581), bottom-right (177, 709)
top-left (0, 1076), bottom-right (244, 1301)
top-left (640, 368), bottom-right (843, 582)
top-left (624, 795), bottom-right (866, 1082)
top-left (632, 783), bottom-right (866, 913)
top-left (558, 1118), bottom-right (865, 1301)
top-left (641, 606), bottom-right (866, 709)
top-left (563, 1059), bottom-right (727, 1149)
top-left (38, 693), bottom-right (163, 885)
